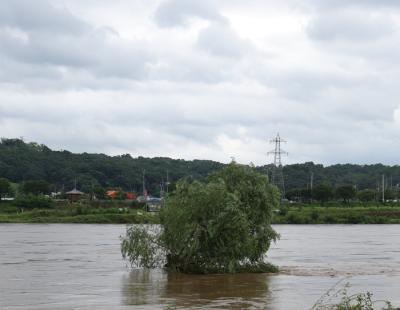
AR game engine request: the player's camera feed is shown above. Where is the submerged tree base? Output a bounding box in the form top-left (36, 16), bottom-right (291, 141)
top-left (164, 261), bottom-right (279, 275)
top-left (235, 262), bottom-right (279, 274)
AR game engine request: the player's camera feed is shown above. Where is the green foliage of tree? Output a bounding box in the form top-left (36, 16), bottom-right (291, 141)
top-left (93, 185), bottom-right (105, 200)
top-left (286, 188), bottom-right (315, 203)
top-left (301, 188), bottom-right (312, 202)
top-left (121, 225), bottom-right (163, 268)
top-left (357, 189), bottom-right (377, 203)
top-left (121, 163), bottom-right (280, 274)
top-left (21, 180), bottom-right (50, 196)
top-left (336, 185), bottom-right (356, 203)
top-left (117, 189), bottom-right (125, 200)
top-left (13, 194), bottom-right (54, 209)
top-left (310, 209), bottom-right (319, 222)
top-left (0, 177), bottom-right (13, 199)
top-left (285, 188), bottom-right (301, 202)
top-left (313, 184), bottom-right (333, 204)
top-left (384, 189), bottom-right (396, 201)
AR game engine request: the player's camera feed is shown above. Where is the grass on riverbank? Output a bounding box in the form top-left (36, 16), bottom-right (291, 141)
top-left (1, 201), bottom-right (400, 224)
top-left (0, 203), bottom-right (159, 224)
top-left (274, 203), bottom-right (400, 224)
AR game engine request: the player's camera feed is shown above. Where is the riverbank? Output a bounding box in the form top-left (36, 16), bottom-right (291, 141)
top-left (0, 203), bottom-right (159, 224)
top-left (275, 203), bottom-right (400, 224)
top-left (1, 202), bottom-right (400, 224)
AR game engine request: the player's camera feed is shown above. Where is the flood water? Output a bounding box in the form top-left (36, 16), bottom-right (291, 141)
top-left (0, 224), bottom-right (399, 309)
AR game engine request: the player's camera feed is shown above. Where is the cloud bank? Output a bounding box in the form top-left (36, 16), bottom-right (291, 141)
top-left (1, 0), bottom-right (400, 165)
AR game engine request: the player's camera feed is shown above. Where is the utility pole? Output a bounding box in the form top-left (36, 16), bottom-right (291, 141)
top-left (382, 174), bottom-right (385, 203)
top-left (160, 179), bottom-right (164, 198)
top-left (142, 169), bottom-right (147, 197)
top-left (310, 172), bottom-right (314, 203)
top-left (267, 133), bottom-right (288, 197)
top-left (310, 172), bottom-right (314, 190)
top-left (166, 170), bottom-right (170, 195)
top-left (90, 181), bottom-right (94, 201)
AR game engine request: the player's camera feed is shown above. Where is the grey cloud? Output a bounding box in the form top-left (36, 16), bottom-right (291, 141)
top-left (0, 30), bottom-right (95, 68)
top-left (0, 0), bottom-right (90, 35)
top-left (148, 52), bottom-right (236, 84)
top-left (311, 0), bottom-right (400, 9)
top-left (304, 7), bottom-right (400, 67)
top-left (284, 0), bottom-right (400, 10)
top-left (0, 0), bottom-right (240, 89)
top-left (307, 11), bottom-right (395, 41)
top-left (0, 1), bottom-right (155, 85)
top-left (2, 77), bottom-right (400, 165)
top-left (196, 22), bottom-right (247, 58)
top-left (2, 0), bottom-right (400, 165)
top-left (255, 64), bottom-right (375, 102)
top-left (154, 0), bottom-right (226, 27)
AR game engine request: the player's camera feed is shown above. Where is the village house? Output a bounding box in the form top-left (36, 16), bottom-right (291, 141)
top-left (66, 188), bottom-right (84, 202)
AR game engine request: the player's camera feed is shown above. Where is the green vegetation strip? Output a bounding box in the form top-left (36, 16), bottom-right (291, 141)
top-left (275, 203), bottom-right (400, 224)
top-left (0, 204), bottom-right (159, 224)
top-left (1, 202), bottom-right (400, 225)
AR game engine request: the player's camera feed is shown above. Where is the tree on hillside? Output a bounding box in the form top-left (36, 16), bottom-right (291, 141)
top-left (286, 188), bottom-right (301, 202)
top-left (300, 188), bottom-right (312, 203)
top-left (336, 185), bottom-right (356, 203)
top-left (384, 189), bottom-right (396, 201)
top-left (357, 189), bottom-right (376, 203)
top-left (312, 184), bottom-right (333, 204)
top-left (121, 163), bottom-right (280, 274)
top-left (0, 178), bottom-right (13, 199)
top-left (21, 180), bottom-right (50, 196)
top-left (93, 185), bottom-right (105, 200)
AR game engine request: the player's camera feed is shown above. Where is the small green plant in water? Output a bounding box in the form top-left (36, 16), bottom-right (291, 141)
top-left (311, 279), bottom-right (399, 310)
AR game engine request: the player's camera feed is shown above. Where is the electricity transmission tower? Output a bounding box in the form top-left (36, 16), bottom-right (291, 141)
top-left (268, 133), bottom-right (288, 197)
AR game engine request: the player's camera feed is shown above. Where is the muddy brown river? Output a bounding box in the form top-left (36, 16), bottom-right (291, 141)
top-left (0, 224), bottom-right (399, 309)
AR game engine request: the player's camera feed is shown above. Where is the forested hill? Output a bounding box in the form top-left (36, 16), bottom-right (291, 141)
top-left (0, 138), bottom-right (223, 195)
top-left (1, 138), bottom-right (399, 195)
top-left (277, 162), bottom-right (400, 191)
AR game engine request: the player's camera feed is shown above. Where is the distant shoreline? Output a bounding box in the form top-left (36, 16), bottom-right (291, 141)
top-left (1, 203), bottom-right (400, 224)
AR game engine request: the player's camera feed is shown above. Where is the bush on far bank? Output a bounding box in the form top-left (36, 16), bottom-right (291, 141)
top-left (12, 194), bottom-right (54, 209)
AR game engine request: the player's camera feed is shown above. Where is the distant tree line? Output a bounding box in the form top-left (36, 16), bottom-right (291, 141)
top-left (0, 138), bottom-right (223, 196)
top-left (275, 161), bottom-right (400, 192)
top-left (1, 138), bottom-right (400, 199)
top-left (285, 184), bottom-right (396, 204)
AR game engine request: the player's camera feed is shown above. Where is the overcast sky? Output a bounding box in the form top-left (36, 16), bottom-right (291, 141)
top-left (1, 0), bottom-right (400, 165)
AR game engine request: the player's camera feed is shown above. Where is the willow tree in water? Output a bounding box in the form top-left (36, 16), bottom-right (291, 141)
top-left (121, 163), bottom-right (280, 274)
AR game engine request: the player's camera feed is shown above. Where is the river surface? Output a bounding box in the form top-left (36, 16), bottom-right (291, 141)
top-left (0, 224), bottom-right (399, 309)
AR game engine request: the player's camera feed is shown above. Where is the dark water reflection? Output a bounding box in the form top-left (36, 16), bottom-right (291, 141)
top-left (122, 270), bottom-right (272, 309)
top-left (1, 224), bottom-right (399, 309)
